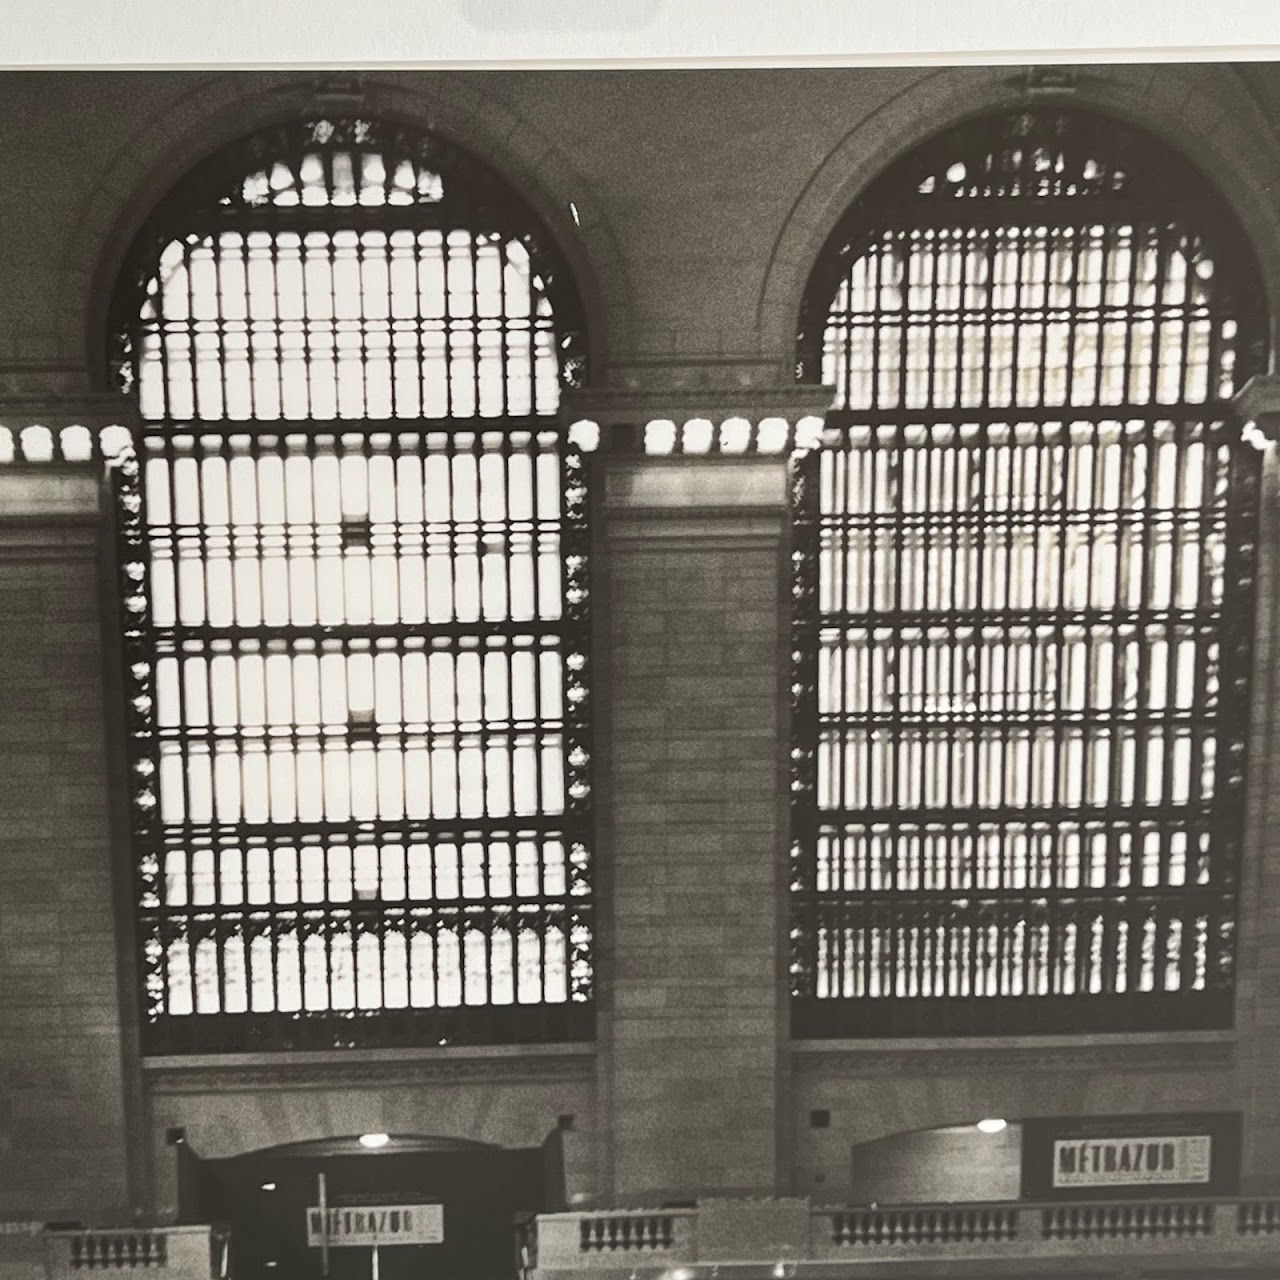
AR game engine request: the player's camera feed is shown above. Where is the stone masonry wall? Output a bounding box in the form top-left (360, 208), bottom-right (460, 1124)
top-left (0, 468), bottom-right (130, 1220)
top-left (598, 458), bottom-right (789, 1204)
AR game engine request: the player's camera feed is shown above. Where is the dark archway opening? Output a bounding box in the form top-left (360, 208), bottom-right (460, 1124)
top-left (178, 1134), bottom-right (562, 1280)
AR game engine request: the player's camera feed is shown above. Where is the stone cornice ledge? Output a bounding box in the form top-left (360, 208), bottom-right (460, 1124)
top-left (142, 1042), bottom-right (597, 1093)
top-left (0, 465), bottom-right (103, 535)
top-left (563, 384), bottom-right (835, 428)
top-left (604, 454), bottom-right (789, 512)
top-left (603, 511), bottom-right (786, 552)
top-left (0, 383), bottom-right (137, 429)
top-left (792, 1030), bottom-right (1237, 1077)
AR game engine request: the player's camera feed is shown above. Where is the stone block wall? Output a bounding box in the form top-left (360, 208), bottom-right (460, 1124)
top-left (0, 468), bottom-right (129, 1220)
top-left (598, 458), bottom-right (790, 1204)
top-left (0, 65), bottom-right (1279, 1223)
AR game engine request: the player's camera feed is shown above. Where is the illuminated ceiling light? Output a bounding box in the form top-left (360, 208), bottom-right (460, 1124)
top-left (260, 1182), bottom-right (277, 1192)
top-left (976, 1118), bottom-right (1008, 1134)
top-left (359, 1132), bottom-right (390, 1149)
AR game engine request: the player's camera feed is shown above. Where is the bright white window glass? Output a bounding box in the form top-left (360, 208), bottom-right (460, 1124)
top-left (802, 115), bottom-right (1253, 1014)
top-left (128, 127), bottom-right (588, 1027)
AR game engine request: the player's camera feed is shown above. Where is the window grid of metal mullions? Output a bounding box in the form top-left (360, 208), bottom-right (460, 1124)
top-left (790, 109), bottom-right (1265, 1038)
top-left (124, 426), bottom-right (593, 1055)
top-left (112, 118), bottom-right (594, 1054)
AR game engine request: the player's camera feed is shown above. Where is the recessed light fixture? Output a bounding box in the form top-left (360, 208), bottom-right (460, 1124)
top-left (976, 1118), bottom-right (1008, 1134)
top-left (359, 1132), bottom-right (390, 1149)
top-left (260, 1182), bottom-right (277, 1192)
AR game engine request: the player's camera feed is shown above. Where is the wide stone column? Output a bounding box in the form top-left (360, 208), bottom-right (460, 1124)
top-left (1231, 373), bottom-right (1280, 1187)
top-left (599, 453), bottom-right (787, 1204)
top-left (580, 384), bottom-right (829, 1207)
top-left (0, 455), bottom-right (134, 1221)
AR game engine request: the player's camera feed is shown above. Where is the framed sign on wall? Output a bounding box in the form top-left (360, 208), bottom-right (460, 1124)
top-left (1020, 1112), bottom-right (1242, 1200)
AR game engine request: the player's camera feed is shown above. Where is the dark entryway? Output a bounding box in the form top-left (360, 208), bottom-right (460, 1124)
top-left (178, 1134), bottom-right (561, 1280)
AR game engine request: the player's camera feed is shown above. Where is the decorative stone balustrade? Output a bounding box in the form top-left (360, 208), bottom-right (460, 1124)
top-left (522, 1196), bottom-right (1280, 1277)
top-left (43, 1227), bottom-right (227, 1280)
top-left (522, 1209), bottom-right (697, 1277)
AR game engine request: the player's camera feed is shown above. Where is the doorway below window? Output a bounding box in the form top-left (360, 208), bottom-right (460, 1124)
top-left (179, 1134), bottom-right (556, 1280)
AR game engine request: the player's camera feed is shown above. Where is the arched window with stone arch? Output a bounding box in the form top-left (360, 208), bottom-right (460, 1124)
top-left (109, 115), bottom-right (595, 1053)
top-left (790, 106), bottom-right (1269, 1037)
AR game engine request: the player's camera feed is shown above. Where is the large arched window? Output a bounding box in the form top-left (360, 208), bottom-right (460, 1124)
top-left (110, 116), bottom-right (594, 1053)
top-left (791, 108), bottom-right (1268, 1036)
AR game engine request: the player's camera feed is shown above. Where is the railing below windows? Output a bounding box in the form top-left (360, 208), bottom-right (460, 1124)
top-left (522, 1209), bottom-right (697, 1272)
top-left (521, 1196), bottom-right (1280, 1276)
top-left (43, 1227), bottom-right (227, 1280)
top-left (818, 1199), bottom-right (1233, 1254)
top-left (825, 1204), bottom-right (1019, 1247)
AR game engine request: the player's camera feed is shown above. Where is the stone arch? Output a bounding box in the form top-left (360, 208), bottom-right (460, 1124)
top-left (152, 1078), bottom-right (582, 1162)
top-left (57, 71), bottom-right (630, 389)
top-left (818, 1059), bottom-right (1241, 1153)
top-left (231, 1134), bottom-right (503, 1160)
top-left (759, 62), bottom-right (1280, 377)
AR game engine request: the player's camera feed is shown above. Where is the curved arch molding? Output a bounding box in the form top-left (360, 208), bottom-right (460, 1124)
top-left (57, 71), bottom-right (631, 388)
top-left (759, 63), bottom-right (1280, 375)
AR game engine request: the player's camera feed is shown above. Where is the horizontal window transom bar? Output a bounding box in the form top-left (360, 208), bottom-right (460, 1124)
top-left (139, 1002), bottom-right (595, 1053)
top-left (790, 991), bottom-right (1231, 1037)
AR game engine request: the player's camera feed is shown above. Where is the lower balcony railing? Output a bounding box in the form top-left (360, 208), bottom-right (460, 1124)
top-left (519, 1196), bottom-right (1280, 1277)
top-left (43, 1227), bottom-right (228, 1280)
top-left (36, 1199), bottom-right (1280, 1280)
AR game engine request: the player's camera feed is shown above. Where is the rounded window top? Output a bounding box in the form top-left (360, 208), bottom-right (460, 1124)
top-left (108, 114), bottom-right (588, 412)
top-left (798, 106), bottom-right (1268, 407)
top-left (143, 117), bottom-right (518, 217)
top-left (852, 107), bottom-right (1226, 206)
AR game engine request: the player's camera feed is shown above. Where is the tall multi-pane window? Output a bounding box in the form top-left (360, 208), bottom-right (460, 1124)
top-left (109, 117), bottom-right (594, 1053)
top-left (791, 108), bottom-right (1267, 1036)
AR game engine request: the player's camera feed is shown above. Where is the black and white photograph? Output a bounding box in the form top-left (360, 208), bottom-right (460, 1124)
top-left (2, 6), bottom-right (1280, 1280)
